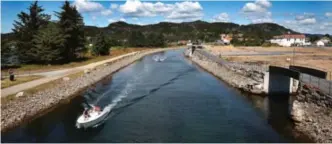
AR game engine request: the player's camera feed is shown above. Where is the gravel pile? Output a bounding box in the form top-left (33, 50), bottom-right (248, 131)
top-left (1, 48), bottom-right (171, 132)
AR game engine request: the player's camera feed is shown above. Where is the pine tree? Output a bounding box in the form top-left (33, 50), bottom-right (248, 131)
top-left (128, 31), bottom-right (146, 47)
top-left (91, 33), bottom-right (110, 56)
top-left (57, 1), bottom-right (85, 62)
top-left (32, 23), bottom-right (65, 64)
top-left (12, 1), bottom-right (50, 63)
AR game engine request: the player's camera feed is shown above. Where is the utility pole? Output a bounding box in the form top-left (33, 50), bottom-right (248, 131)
top-left (292, 46), bottom-right (295, 65)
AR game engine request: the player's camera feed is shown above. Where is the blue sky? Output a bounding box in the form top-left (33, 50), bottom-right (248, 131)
top-left (1, 0), bottom-right (332, 34)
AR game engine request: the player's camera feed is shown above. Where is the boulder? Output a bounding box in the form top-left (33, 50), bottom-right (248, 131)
top-left (254, 83), bottom-right (263, 90)
top-left (15, 91), bottom-right (24, 98)
top-left (84, 69), bottom-right (90, 74)
top-left (291, 100), bottom-right (305, 122)
top-left (62, 77), bottom-right (70, 81)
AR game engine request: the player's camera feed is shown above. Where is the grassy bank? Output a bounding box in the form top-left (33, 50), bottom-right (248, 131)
top-left (1, 76), bottom-right (43, 89)
top-left (1, 48), bottom-right (152, 75)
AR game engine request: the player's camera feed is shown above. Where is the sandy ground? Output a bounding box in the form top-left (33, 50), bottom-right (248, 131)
top-left (205, 45), bottom-right (332, 80)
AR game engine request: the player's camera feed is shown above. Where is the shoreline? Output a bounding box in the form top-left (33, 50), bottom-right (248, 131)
top-left (1, 48), bottom-right (178, 133)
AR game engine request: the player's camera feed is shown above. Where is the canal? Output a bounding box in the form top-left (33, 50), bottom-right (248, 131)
top-left (2, 49), bottom-right (302, 142)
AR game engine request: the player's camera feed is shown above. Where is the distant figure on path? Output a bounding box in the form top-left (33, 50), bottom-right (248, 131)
top-left (8, 69), bottom-right (15, 81)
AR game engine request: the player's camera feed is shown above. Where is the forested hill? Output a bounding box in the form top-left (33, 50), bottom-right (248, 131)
top-left (83, 20), bottom-right (298, 42)
top-left (3, 20), bottom-right (305, 43)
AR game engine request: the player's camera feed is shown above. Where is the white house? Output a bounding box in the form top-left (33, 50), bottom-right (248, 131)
top-left (316, 37), bottom-right (330, 47)
top-left (316, 40), bottom-right (325, 47)
top-left (220, 34), bottom-right (232, 45)
top-left (270, 34), bottom-right (310, 47)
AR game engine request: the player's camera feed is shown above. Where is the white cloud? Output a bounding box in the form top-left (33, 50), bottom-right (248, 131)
top-left (73, 0), bottom-right (114, 16)
top-left (298, 18), bottom-right (316, 25)
top-left (101, 9), bottom-right (113, 16)
top-left (295, 13), bottom-right (316, 25)
top-left (118, 0), bottom-right (203, 22)
top-left (256, 0), bottom-right (271, 8)
top-left (326, 12), bottom-right (332, 17)
top-left (110, 4), bottom-right (119, 9)
top-left (73, 0), bottom-right (104, 13)
top-left (165, 1), bottom-right (203, 21)
top-left (241, 0), bottom-right (272, 23)
top-left (120, 18), bottom-right (126, 22)
top-left (281, 12), bottom-right (331, 34)
top-left (132, 17), bottom-right (139, 21)
top-left (251, 18), bottom-right (273, 23)
top-left (108, 18), bottom-right (116, 23)
top-left (212, 13), bottom-right (229, 22)
top-left (242, 3), bottom-right (266, 13)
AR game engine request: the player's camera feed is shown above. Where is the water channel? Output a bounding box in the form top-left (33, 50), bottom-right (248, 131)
top-left (2, 49), bottom-right (306, 142)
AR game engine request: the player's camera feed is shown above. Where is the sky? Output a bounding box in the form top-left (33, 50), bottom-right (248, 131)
top-left (1, 0), bottom-right (332, 34)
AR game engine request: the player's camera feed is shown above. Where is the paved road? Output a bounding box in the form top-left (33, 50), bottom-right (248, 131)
top-left (1, 52), bottom-right (139, 97)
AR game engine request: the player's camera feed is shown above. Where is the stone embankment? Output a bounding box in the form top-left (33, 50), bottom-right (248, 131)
top-left (290, 84), bottom-right (332, 142)
top-left (1, 48), bottom-right (174, 132)
top-left (185, 49), bottom-right (266, 95)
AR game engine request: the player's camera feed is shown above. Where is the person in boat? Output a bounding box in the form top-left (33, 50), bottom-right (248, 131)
top-left (94, 106), bottom-right (101, 114)
top-left (83, 108), bottom-right (90, 118)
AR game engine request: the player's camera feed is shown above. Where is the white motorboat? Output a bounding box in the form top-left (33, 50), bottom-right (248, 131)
top-left (153, 55), bottom-right (166, 62)
top-left (76, 105), bottom-right (111, 129)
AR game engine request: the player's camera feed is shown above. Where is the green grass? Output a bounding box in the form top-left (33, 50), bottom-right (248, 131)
top-left (1, 71), bottom-right (85, 104)
top-left (1, 48), bottom-right (151, 74)
top-left (1, 75), bottom-right (43, 89)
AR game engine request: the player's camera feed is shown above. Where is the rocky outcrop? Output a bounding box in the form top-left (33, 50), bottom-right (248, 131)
top-left (290, 101), bottom-right (332, 142)
top-left (1, 48), bottom-right (175, 132)
top-left (185, 49), bottom-right (266, 95)
top-left (297, 84), bottom-right (332, 108)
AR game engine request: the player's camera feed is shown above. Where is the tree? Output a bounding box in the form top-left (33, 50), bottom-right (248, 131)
top-left (91, 33), bottom-right (110, 56)
top-left (146, 33), bottom-right (166, 47)
top-left (57, 1), bottom-right (85, 62)
top-left (32, 23), bottom-right (65, 64)
top-left (1, 40), bottom-right (20, 67)
top-left (309, 35), bottom-right (320, 43)
top-left (12, 1), bottom-right (50, 63)
top-left (128, 31), bottom-right (146, 47)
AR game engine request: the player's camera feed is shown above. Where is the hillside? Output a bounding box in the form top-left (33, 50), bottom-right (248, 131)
top-left (3, 21), bottom-right (299, 43)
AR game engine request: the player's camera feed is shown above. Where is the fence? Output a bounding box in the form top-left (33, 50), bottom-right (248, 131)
top-left (299, 73), bottom-right (332, 96)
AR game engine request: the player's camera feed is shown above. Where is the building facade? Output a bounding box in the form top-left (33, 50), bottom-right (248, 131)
top-left (270, 34), bottom-right (310, 47)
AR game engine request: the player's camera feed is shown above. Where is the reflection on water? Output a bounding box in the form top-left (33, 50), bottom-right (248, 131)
top-left (1, 49), bottom-right (309, 143)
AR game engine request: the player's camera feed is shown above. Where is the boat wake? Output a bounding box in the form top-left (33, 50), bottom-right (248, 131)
top-left (105, 67), bottom-right (195, 116)
top-left (77, 63), bottom-right (151, 128)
